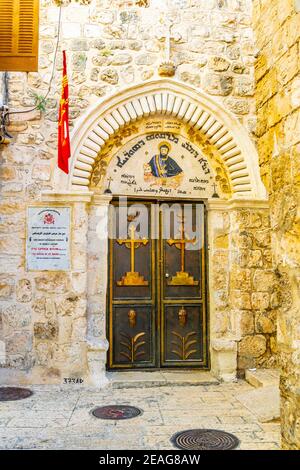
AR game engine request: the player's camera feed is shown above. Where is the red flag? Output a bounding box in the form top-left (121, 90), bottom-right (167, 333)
top-left (58, 50), bottom-right (71, 174)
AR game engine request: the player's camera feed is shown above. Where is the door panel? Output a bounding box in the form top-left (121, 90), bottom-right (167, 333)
top-left (162, 304), bottom-right (204, 365)
top-left (112, 305), bottom-right (155, 367)
top-left (112, 202), bottom-right (153, 300)
top-left (159, 202), bottom-right (207, 367)
top-left (108, 200), bottom-right (156, 369)
top-left (107, 199), bottom-right (208, 370)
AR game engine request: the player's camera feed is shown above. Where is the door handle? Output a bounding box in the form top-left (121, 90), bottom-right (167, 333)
top-left (165, 273), bottom-right (169, 278)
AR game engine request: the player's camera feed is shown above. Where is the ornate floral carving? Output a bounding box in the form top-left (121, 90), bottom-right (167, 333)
top-left (91, 159), bottom-right (108, 187)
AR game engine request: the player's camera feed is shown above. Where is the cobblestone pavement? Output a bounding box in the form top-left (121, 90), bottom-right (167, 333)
top-left (0, 380), bottom-right (281, 450)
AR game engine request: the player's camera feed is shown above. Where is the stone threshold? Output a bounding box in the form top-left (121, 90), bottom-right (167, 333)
top-left (106, 370), bottom-right (220, 389)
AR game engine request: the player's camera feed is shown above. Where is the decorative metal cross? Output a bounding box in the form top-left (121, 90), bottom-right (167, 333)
top-left (104, 176), bottom-right (113, 194)
top-left (212, 182), bottom-right (219, 198)
top-left (167, 215), bottom-right (196, 273)
top-left (117, 225), bottom-right (148, 273)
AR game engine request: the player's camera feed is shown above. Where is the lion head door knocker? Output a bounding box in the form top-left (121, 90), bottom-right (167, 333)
top-left (178, 307), bottom-right (187, 327)
top-left (128, 309), bottom-right (137, 328)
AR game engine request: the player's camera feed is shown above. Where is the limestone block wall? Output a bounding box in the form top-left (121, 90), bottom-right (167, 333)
top-left (0, 197), bottom-right (90, 383)
top-left (230, 207), bottom-right (277, 372)
top-left (253, 0), bottom-right (300, 450)
top-left (208, 202), bottom-right (277, 380)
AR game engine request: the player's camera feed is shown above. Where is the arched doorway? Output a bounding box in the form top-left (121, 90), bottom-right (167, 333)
top-left (45, 79), bottom-right (269, 386)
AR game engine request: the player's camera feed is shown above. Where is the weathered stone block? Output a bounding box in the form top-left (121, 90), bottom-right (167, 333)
top-left (252, 292), bottom-right (270, 310)
top-left (6, 331), bottom-right (32, 354)
top-left (34, 321), bottom-right (58, 340)
top-left (231, 61), bottom-right (246, 74)
top-left (238, 335), bottom-right (267, 358)
top-left (69, 39), bottom-right (89, 51)
top-left (0, 276), bottom-right (14, 299)
top-left (90, 39), bottom-right (106, 50)
top-left (248, 250), bottom-right (263, 268)
top-left (110, 54), bottom-right (132, 66)
top-left (235, 309), bottom-right (255, 336)
top-left (2, 304), bottom-right (31, 331)
top-left (211, 338), bottom-right (237, 382)
top-left (277, 43), bottom-right (298, 86)
top-left (203, 73), bottom-right (233, 96)
top-left (0, 166), bottom-right (16, 181)
top-left (35, 273), bottom-right (71, 294)
top-left (233, 232), bottom-right (253, 249)
top-left (231, 291), bottom-right (251, 310)
top-left (254, 230), bottom-right (271, 248)
top-left (234, 77), bottom-right (254, 96)
top-left (179, 70), bottom-right (201, 87)
top-left (72, 52), bottom-right (87, 72)
top-left (225, 98), bottom-right (250, 115)
top-left (213, 231), bottom-right (229, 249)
top-left (16, 279), bottom-right (32, 303)
top-left (255, 311), bottom-right (276, 334)
top-left (56, 295), bottom-right (82, 318)
top-left (253, 270), bottom-right (278, 292)
top-left (230, 267), bottom-right (251, 291)
top-left (2, 182), bottom-right (23, 193)
top-left (100, 68), bottom-right (119, 84)
top-left (256, 68), bottom-right (277, 107)
top-left (208, 56), bottom-right (230, 71)
top-left (212, 268), bottom-right (229, 290)
top-left (35, 341), bottom-right (54, 366)
top-left (135, 53), bottom-right (157, 66)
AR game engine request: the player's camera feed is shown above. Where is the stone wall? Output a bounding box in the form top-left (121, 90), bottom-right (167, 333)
top-left (209, 201), bottom-right (277, 381)
top-left (253, 0), bottom-right (300, 450)
top-left (0, 196), bottom-right (90, 383)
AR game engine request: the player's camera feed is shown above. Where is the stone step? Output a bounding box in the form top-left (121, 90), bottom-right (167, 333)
top-left (235, 385), bottom-right (280, 423)
top-left (107, 370), bottom-right (220, 389)
top-left (245, 368), bottom-right (280, 389)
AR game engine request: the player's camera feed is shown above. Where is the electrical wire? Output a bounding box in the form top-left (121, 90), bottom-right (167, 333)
top-left (3, 4), bottom-right (62, 124)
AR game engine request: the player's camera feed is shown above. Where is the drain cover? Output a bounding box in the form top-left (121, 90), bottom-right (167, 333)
top-left (0, 387), bottom-right (33, 401)
top-left (171, 429), bottom-right (240, 450)
top-left (92, 405), bottom-right (142, 420)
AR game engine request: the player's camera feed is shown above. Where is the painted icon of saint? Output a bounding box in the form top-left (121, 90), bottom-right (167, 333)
top-left (144, 142), bottom-right (183, 188)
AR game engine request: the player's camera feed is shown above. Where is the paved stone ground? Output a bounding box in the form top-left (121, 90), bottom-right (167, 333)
top-left (0, 380), bottom-right (281, 450)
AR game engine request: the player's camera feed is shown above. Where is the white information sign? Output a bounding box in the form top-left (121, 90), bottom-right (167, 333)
top-left (26, 207), bottom-right (71, 271)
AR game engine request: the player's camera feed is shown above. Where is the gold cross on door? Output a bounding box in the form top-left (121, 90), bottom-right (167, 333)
top-left (116, 225), bottom-right (149, 286)
top-left (167, 215), bottom-right (199, 285)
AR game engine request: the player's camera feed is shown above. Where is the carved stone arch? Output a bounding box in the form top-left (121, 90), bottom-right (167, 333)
top-left (67, 79), bottom-right (266, 199)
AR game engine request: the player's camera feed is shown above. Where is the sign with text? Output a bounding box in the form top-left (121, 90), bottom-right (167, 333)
top-left (26, 207), bottom-right (71, 271)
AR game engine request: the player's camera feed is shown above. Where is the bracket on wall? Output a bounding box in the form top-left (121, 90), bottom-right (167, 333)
top-left (0, 105), bottom-right (12, 145)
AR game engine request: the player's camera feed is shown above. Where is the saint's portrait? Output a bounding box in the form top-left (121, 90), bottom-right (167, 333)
top-left (144, 142), bottom-right (183, 188)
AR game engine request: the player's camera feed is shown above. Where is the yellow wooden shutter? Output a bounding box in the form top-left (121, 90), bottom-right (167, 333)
top-left (0, 0), bottom-right (39, 72)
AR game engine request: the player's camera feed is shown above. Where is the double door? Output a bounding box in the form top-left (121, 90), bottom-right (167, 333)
top-left (107, 199), bottom-right (208, 369)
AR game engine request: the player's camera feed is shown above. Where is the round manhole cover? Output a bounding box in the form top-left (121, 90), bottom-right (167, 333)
top-left (0, 387), bottom-right (33, 401)
top-left (171, 429), bottom-right (240, 450)
top-left (92, 405), bottom-right (142, 420)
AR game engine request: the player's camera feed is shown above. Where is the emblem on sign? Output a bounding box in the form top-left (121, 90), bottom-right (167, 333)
top-left (43, 213), bottom-right (55, 224)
